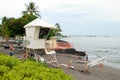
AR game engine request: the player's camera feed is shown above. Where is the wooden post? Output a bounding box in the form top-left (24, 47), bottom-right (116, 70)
top-left (25, 47), bottom-right (28, 60)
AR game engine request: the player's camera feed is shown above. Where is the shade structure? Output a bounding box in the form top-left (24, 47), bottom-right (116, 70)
top-left (24, 18), bottom-right (56, 29)
top-left (23, 18), bottom-right (56, 49)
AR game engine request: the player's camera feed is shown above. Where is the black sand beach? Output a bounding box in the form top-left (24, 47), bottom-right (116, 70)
top-left (44, 53), bottom-right (120, 80)
top-left (0, 45), bottom-right (120, 80)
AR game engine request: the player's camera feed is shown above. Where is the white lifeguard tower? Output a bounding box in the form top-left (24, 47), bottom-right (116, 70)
top-left (23, 18), bottom-right (59, 64)
top-left (23, 18), bottom-right (57, 50)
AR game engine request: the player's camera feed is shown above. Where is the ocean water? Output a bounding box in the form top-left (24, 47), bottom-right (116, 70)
top-left (61, 36), bottom-right (120, 69)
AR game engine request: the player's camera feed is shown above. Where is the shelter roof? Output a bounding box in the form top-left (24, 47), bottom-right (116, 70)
top-left (24, 18), bottom-right (56, 29)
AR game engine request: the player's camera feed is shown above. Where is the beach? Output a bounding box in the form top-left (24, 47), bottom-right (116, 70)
top-left (16, 52), bottom-right (120, 80)
top-left (0, 46), bottom-right (120, 80)
top-left (65, 65), bottom-right (120, 80)
top-left (42, 53), bottom-right (120, 80)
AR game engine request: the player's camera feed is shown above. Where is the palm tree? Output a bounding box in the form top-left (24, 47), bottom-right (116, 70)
top-left (0, 17), bottom-right (10, 44)
top-left (22, 2), bottom-right (41, 18)
top-left (55, 23), bottom-right (62, 36)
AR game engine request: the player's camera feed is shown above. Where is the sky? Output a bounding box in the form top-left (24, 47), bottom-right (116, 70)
top-left (0, 0), bottom-right (120, 36)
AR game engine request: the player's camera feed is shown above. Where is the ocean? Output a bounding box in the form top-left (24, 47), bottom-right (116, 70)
top-left (61, 36), bottom-right (120, 69)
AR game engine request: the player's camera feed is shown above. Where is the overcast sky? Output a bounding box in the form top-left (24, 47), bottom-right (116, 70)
top-left (0, 0), bottom-right (120, 36)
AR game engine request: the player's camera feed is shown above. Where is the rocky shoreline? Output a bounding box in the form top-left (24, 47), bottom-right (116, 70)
top-left (0, 40), bottom-right (86, 57)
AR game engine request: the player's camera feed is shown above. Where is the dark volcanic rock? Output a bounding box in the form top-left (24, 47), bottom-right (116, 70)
top-left (55, 48), bottom-right (86, 57)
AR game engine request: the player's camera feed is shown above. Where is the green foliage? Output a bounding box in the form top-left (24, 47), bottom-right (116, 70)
top-left (0, 14), bottom-right (37, 38)
top-left (0, 17), bottom-right (11, 38)
top-left (0, 65), bottom-right (10, 76)
top-left (0, 53), bottom-right (20, 68)
top-left (0, 1), bottom-right (40, 41)
top-left (55, 23), bottom-right (62, 32)
top-left (55, 23), bottom-right (62, 36)
top-left (0, 53), bottom-right (73, 80)
top-left (22, 14), bottom-right (37, 21)
top-left (47, 29), bottom-right (56, 40)
top-left (9, 14), bottom-right (37, 37)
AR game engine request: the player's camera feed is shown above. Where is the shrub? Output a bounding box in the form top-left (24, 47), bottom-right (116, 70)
top-left (0, 53), bottom-right (20, 68)
top-left (0, 53), bottom-right (73, 80)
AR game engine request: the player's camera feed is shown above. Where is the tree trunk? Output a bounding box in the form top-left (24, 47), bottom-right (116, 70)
top-left (4, 35), bottom-right (9, 45)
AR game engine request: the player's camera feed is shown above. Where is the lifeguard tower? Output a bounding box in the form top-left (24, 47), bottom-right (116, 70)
top-left (23, 18), bottom-right (56, 48)
top-left (23, 18), bottom-right (57, 58)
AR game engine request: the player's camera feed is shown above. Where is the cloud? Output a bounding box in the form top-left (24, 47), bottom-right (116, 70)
top-left (0, 0), bottom-right (120, 21)
top-left (0, 0), bottom-right (120, 22)
top-left (41, 0), bottom-right (120, 22)
top-left (0, 0), bottom-right (120, 35)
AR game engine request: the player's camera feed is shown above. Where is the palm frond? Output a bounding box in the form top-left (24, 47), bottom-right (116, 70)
top-left (22, 2), bottom-right (41, 17)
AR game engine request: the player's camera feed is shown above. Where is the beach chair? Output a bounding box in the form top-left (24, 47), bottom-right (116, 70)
top-left (87, 56), bottom-right (106, 68)
top-left (77, 57), bottom-right (106, 74)
top-left (45, 49), bottom-right (59, 67)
